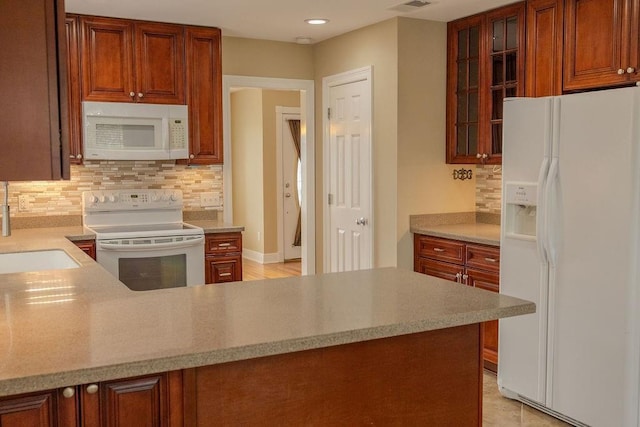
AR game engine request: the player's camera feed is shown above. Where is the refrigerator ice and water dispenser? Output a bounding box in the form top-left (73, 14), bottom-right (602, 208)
top-left (504, 182), bottom-right (537, 238)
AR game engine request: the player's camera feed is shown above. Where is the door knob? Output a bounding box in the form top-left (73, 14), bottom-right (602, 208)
top-left (285, 193), bottom-right (291, 198)
top-left (355, 217), bottom-right (368, 225)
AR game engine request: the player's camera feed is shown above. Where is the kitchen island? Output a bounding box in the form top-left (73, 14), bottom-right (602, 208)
top-left (0, 227), bottom-right (533, 425)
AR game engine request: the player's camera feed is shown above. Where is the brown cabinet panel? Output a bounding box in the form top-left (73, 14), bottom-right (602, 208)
top-left (466, 267), bottom-right (500, 371)
top-left (414, 235), bottom-right (465, 264)
top-left (466, 244), bottom-right (500, 273)
top-left (134, 23), bottom-right (185, 104)
top-left (80, 17), bottom-right (135, 102)
top-left (205, 232), bottom-right (243, 284)
top-left (0, 392), bottom-right (54, 427)
top-left (564, 0), bottom-right (634, 90)
top-left (526, 0), bottom-right (564, 96)
top-left (65, 15), bottom-right (83, 164)
top-left (415, 258), bottom-right (463, 283)
top-left (0, 0), bottom-right (69, 181)
top-left (184, 27), bottom-right (223, 164)
top-left (73, 240), bottom-right (96, 260)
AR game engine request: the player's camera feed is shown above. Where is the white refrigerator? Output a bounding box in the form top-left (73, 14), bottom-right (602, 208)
top-left (498, 87), bottom-right (640, 427)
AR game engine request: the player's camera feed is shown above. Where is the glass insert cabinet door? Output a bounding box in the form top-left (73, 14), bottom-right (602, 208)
top-left (446, 3), bottom-right (524, 165)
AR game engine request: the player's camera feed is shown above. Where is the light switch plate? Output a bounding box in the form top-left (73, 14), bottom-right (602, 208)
top-left (200, 192), bottom-right (220, 207)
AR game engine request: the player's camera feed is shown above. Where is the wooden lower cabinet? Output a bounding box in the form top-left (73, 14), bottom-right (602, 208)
top-left (414, 234), bottom-right (500, 372)
top-left (0, 372), bottom-right (183, 427)
top-left (72, 240), bottom-right (96, 260)
top-left (205, 232), bottom-right (243, 284)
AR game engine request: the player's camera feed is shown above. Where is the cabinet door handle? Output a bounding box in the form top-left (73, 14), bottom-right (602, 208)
top-left (627, 67), bottom-right (636, 74)
top-left (484, 257), bottom-right (498, 263)
top-left (138, 92), bottom-right (144, 98)
top-left (455, 272), bottom-right (462, 283)
top-left (476, 153), bottom-right (482, 159)
top-left (77, 154), bottom-right (82, 160)
top-left (219, 272), bottom-right (232, 277)
top-left (189, 154), bottom-right (195, 159)
top-left (462, 274), bottom-right (469, 285)
top-left (482, 153), bottom-right (488, 159)
top-left (86, 384), bottom-right (99, 394)
top-left (129, 91), bottom-right (136, 98)
top-left (62, 387), bottom-right (75, 398)
top-left (218, 243), bottom-right (231, 247)
top-left (433, 248), bottom-right (445, 252)
top-left (618, 68), bottom-right (626, 75)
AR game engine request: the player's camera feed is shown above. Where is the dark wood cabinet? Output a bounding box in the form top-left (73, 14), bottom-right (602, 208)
top-left (564, 0), bottom-right (640, 90)
top-left (0, 372), bottom-right (182, 427)
top-left (205, 232), bottom-right (243, 283)
top-left (446, 2), bottom-right (524, 165)
top-left (184, 27), bottom-right (223, 164)
top-left (0, 0), bottom-right (69, 181)
top-left (526, 0), bottom-right (564, 96)
top-left (65, 15), bottom-right (83, 164)
top-left (80, 16), bottom-right (185, 104)
top-left (73, 240), bottom-right (96, 260)
top-left (414, 234), bottom-right (500, 372)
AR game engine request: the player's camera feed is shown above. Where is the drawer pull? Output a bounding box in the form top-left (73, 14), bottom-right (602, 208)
top-left (218, 243), bottom-right (232, 247)
top-left (484, 257), bottom-right (498, 263)
top-left (219, 272), bottom-right (232, 277)
top-left (433, 248), bottom-right (445, 252)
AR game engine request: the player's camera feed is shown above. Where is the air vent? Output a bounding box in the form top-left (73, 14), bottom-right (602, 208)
top-left (389, 0), bottom-right (431, 13)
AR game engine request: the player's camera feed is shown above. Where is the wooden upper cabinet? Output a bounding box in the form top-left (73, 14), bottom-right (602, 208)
top-left (446, 2), bottom-right (524, 165)
top-left (0, 0), bottom-right (69, 181)
top-left (80, 16), bottom-right (185, 104)
top-left (526, 0), bottom-right (564, 96)
top-left (184, 27), bottom-right (223, 164)
top-left (564, 0), bottom-right (640, 90)
top-left (66, 15), bottom-right (83, 164)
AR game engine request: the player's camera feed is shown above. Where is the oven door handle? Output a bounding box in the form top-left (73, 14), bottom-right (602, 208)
top-left (98, 235), bottom-right (205, 251)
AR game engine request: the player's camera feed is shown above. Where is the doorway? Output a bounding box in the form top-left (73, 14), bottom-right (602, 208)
top-left (223, 76), bottom-right (315, 275)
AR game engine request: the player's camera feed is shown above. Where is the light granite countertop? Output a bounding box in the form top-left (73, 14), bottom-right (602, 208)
top-left (0, 227), bottom-right (532, 397)
top-left (411, 222), bottom-right (501, 246)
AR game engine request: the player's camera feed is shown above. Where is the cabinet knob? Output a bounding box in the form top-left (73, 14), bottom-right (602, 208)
top-left (189, 154), bottom-right (195, 159)
top-left (618, 69), bottom-right (626, 75)
top-left (138, 92), bottom-right (144, 98)
top-left (70, 154), bottom-right (75, 159)
top-left (455, 272), bottom-right (462, 282)
top-left (462, 274), bottom-right (469, 285)
top-left (476, 153), bottom-right (482, 159)
top-left (77, 154), bottom-right (82, 160)
top-left (86, 384), bottom-right (99, 394)
top-left (627, 67), bottom-right (636, 74)
top-left (62, 387), bottom-right (75, 398)
top-left (482, 153), bottom-right (488, 159)
top-left (129, 91), bottom-right (135, 98)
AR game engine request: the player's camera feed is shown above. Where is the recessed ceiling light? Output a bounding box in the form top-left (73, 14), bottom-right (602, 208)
top-left (305, 18), bottom-right (329, 25)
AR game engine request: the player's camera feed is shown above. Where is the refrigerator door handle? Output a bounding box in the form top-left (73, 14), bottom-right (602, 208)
top-left (545, 158), bottom-right (560, 267)
top-left (536, 157), bottom-right (550, 263)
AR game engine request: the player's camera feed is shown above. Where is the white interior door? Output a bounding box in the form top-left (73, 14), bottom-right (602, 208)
top-left (327, 77), bottom-right (372, 272)
top-left (282, 113), bottom-right (302, 260)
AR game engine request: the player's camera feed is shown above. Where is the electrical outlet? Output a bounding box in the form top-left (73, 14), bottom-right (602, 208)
top-left (257, 231), bottom-right (261, 241)
top-left (18, 195), bottom-right (29, 212)
top-left (200, 192), bottom-right (220, 207)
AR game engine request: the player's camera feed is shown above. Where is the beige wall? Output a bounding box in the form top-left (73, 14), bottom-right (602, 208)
top-left (261, 90), bottom-right (301, 254)
top-left (222, 37), bottom-right (314, 79)
top-left (231, 88), bottom-right (264, 253)
top-left (314, 18), bottom-right (400, 270)
top-left (396, 18), bottom-right (476, 269)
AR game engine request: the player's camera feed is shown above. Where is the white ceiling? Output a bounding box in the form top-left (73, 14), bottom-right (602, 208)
top-left (65, 0), bottom-right (516, 44)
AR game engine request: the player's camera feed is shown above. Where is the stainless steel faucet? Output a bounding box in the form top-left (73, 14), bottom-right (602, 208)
top-left (2, 181), bottom-right (10, 237)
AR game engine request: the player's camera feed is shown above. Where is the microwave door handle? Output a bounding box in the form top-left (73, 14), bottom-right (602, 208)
top-left (98, 236), bottom-right (204, 251)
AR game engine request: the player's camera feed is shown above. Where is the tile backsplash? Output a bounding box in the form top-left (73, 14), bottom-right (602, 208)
top-left (475, 165), bottom-right (502, 215)
top-left (4, 161), bottom-right (223, 217)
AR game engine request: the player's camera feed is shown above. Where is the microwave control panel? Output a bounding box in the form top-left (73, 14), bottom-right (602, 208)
top-left (169, 119), bottom-right (187, 149)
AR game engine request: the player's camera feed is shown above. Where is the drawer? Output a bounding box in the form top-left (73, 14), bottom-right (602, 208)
top-left (415, 258), bottom-right (463, 283)
top-left (205, 254), bottom-right (242, 284)
top-left (205, 232), bottom-right (242, 255)
top-left (414, 235), bottom-right (465, 264)
top-left (466, 244), bottom-right (500, 272)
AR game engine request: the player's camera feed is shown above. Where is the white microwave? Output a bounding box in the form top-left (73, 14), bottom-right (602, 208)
top-left (83, 101), bottom-right (189, 160)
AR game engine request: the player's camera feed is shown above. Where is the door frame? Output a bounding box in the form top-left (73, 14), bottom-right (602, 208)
top-left (276, 106), bottom-right (301, 262)
top-left (222, 75), bottom-right (315, 274)
top-left (322, 66), bottom-right (374, 272)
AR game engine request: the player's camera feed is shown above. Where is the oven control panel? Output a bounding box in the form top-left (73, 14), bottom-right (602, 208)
top-left (82, 190), bottom-right (183, 212)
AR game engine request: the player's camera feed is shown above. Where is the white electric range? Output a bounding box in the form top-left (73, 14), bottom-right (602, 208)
top-left (82, 189), bottom-right (205, 291)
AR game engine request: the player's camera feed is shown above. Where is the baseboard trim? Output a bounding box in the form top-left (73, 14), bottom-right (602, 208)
top-left (243, 249), bottom-right (280, 264)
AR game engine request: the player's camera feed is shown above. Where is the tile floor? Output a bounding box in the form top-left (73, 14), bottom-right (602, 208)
top-left (483, 372), bottom-right (570, 426)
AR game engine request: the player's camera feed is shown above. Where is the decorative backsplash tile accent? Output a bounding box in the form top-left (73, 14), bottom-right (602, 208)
top-left (476, 165), bottom-right (502, 215)
top-left (4, 161), bottom-right (223, 217)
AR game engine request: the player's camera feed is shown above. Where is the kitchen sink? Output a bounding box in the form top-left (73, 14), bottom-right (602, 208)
top-left (0, 249), bottom-right (80, 274)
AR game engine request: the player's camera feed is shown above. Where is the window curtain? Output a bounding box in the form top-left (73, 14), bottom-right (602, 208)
top-left (287, 119), bottom-right (302, 247)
